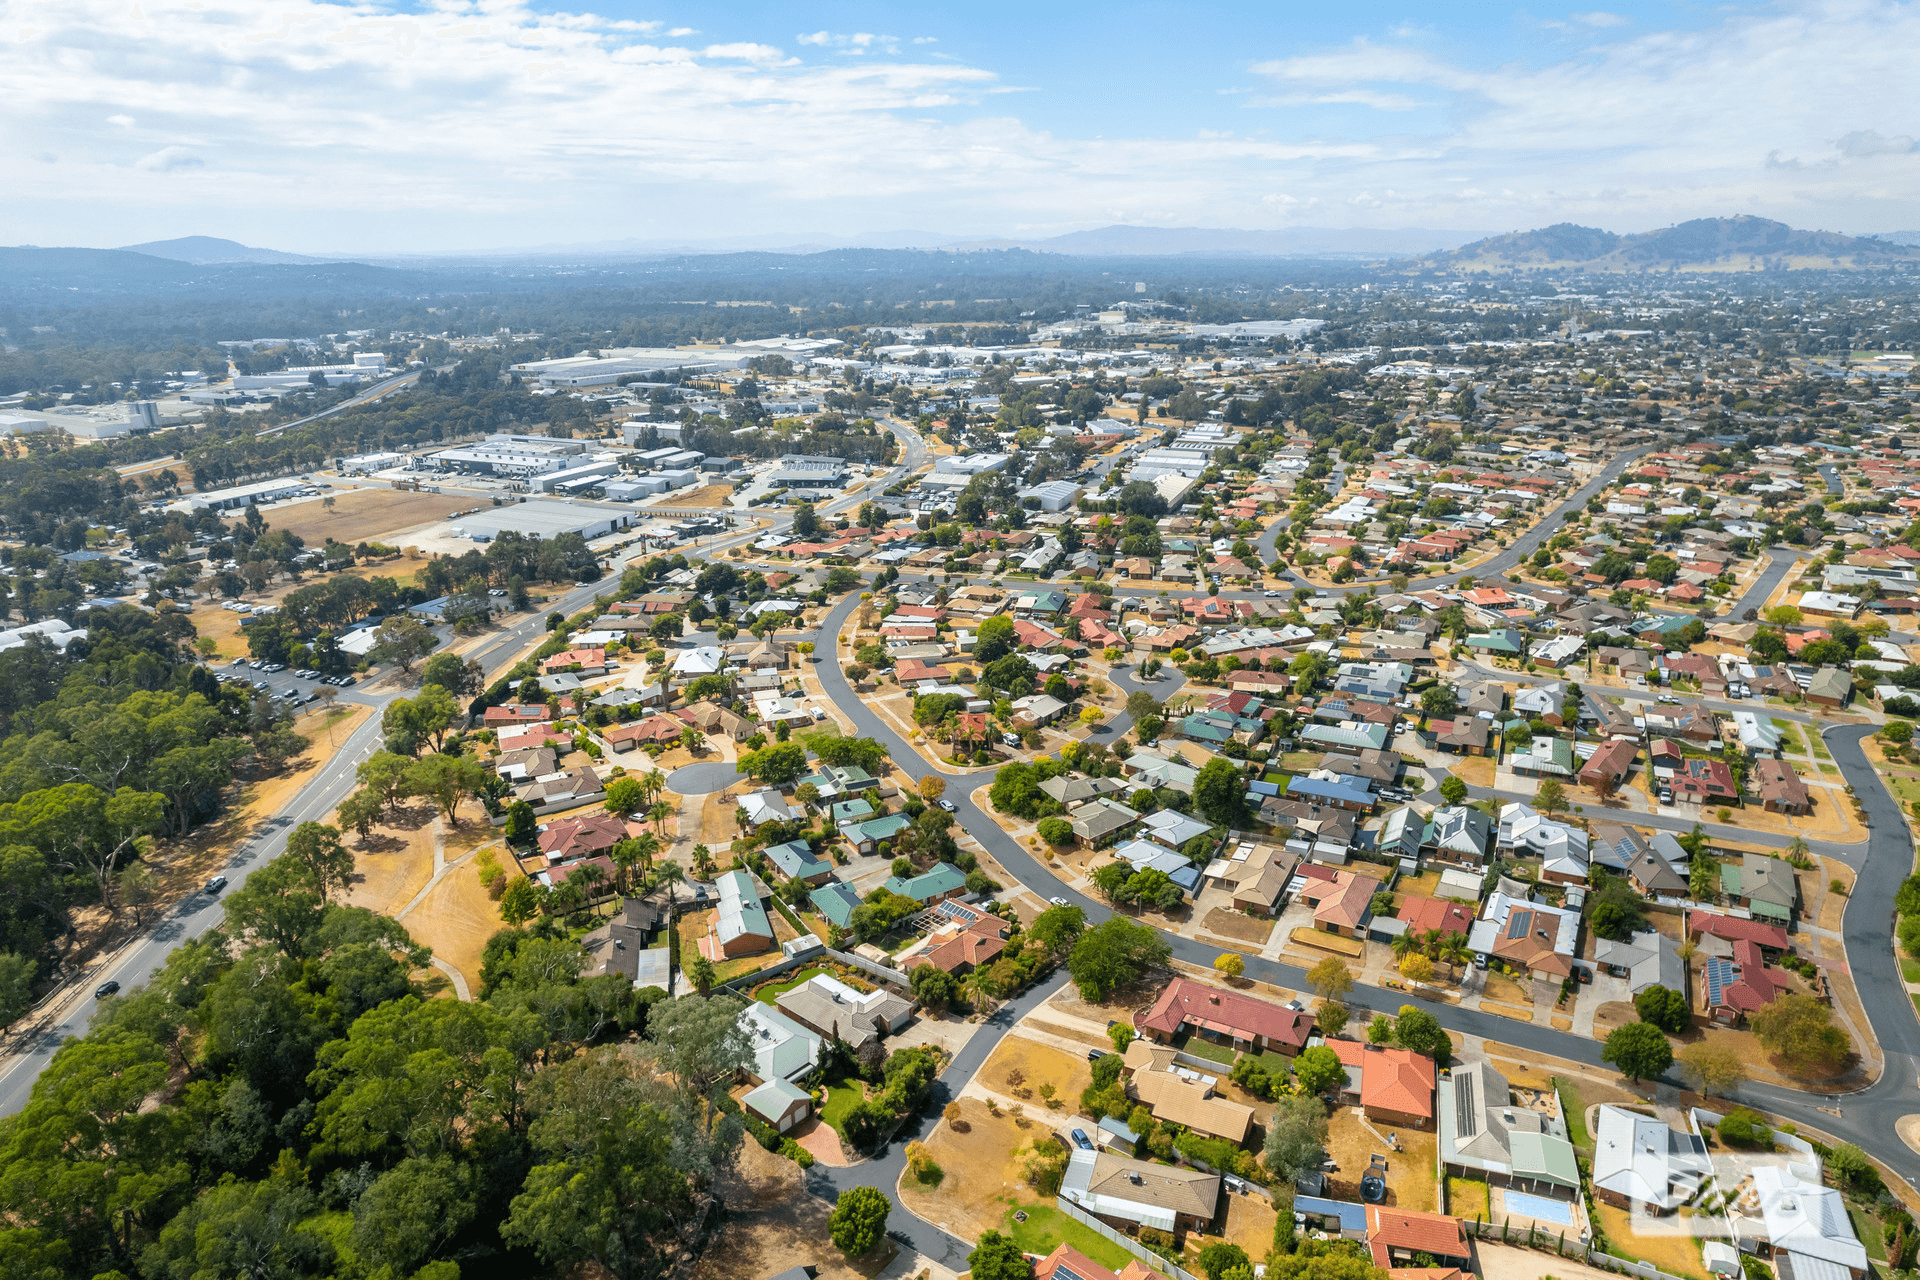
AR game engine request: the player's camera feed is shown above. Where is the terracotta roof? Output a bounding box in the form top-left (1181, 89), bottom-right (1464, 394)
top-left (1396, 895), bottom-right (1475, 939)
top-left (1688, 910), bottom-right (1789, 951)
top-left (538, 811), bottom-right (626, 860)
top-left (1367, 1207), bottom-right (1470, 1267)
top-left (1326, 1040), bottom-right (1436, 1120)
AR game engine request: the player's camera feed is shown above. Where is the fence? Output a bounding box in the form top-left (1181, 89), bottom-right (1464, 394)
top-left (712, 946), bottom-right (915, 998)
top-left (1462, 1220), bottom-right (1693, 1280)
top-left (1051, 1198), bottom-right (1204, 1280)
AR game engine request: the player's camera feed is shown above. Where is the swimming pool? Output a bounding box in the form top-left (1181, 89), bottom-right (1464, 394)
top-left (1503, 1191), bottom-right (1575, 1226)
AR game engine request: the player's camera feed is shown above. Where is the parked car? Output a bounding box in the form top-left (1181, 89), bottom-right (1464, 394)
top-left (1659, 789), bottom-right (1674, 804)
top-left (1070, 1129), bottom-right (1095, 1151)
top-left (1002, 733), bottom-right (1022, 748)
top-left (1086, 1049), bottom-right (1106, 1062)
top-left (937, 799), bottom-right (956, 813)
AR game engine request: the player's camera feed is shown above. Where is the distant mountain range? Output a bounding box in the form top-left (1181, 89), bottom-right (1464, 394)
top-left (116, 235), bottom-right (334, 265)
top-left (1426, 216), bottom-right (1920, 271)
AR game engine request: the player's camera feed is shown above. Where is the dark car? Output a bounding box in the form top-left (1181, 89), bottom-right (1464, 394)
top-left (1070, 1129), bottom-right (1095, 1151)
top-left (95, 980), bottom-right (120, 999)
top-left (1086, 1048), bottom-right (1106, 1062)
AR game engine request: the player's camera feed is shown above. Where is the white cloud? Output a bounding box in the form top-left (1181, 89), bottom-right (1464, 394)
top-left (1571, 11), bottom-right (1629, 27)
top-left (4, 0), bottom-right (1918, 249)
top-left (134, 145), bottom-right (204, 171)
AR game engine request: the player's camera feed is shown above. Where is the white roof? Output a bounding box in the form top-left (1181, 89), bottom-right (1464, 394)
top-left (739, 1002), bottom-right (820, 1082)
top-left (671, 645), bottom-right (724, 675)
top-left (1591, 1105), bottom-right (1710, 1209)
top-left (1753, 1165), bottom-right (1867, 1273)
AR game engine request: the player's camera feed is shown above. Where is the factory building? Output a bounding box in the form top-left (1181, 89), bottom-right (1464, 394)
top-left (171, 477), bottom-right (317, 512)
top-left (431, 434), bottom-right (590, 477)
top-left (766, 454), bottom-right (852, 490)
top-left (233, 352), bottom-right (387, 392)
top-left (449, 498), bottom-right (634, 542)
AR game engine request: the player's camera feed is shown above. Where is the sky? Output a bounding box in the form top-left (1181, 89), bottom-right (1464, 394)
top-left (5, 0), bottom-right (1920, 254)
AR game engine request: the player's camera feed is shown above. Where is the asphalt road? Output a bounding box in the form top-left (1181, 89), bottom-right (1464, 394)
top-left (1727, 546), bottom-right (1804, 621)
top-left (256, 371), bottom-right (425, 438)
top-left (803, 586), bottom-right (1920, 1203)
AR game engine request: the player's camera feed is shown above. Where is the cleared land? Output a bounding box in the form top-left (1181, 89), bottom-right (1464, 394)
top-left (399, 847), bottom-right (508, 993)
top-left (695, 1141), bottom-right (898, 1280)
top-left (266, 487), bottom-right (481, 546)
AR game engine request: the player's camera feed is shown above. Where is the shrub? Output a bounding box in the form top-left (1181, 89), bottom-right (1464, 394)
top-left (780, 1138), bottom-right (815, 1167)
top-left (1718, 1107), bottom-right (1773, 1149)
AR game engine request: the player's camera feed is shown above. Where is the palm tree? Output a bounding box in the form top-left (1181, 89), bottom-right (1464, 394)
top-left (653, 859), bottom-right (686, 910)
top-left (610, 838), bottom-right (641, 893)
top-left (1390, 931), bottom-right (1419, 963)
top-left (691, 843), bottom-right (717, 879)
top-left (1439, 931), bottom-right (1471, 978)
top-left (631, 831), bottom-right (661, 883)
top-left (643, 768), bottom-right (667, 805)
top-left (572, 862), bottom-right (608, 903)
top-left (647, 799), bottom-right (674, 836)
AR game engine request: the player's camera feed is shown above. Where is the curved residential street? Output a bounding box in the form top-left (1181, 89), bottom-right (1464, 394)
top-left (801, 585), bottom-right (1920, 1235)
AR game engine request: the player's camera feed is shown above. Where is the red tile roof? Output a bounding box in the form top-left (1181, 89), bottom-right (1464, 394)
top-left (1688, 910), bottom-right (1790, 951)
top-left (1396, 895), bottom-right (1475, 939)
top-left (538, 811), bottom-right (627, 861)
top-left (1367, 1207), bottom-right (1469, 1267)
top-left (1327, 1040), bottom-right (1436, 1121)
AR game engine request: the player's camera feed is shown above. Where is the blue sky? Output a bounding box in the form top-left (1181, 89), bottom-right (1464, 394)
top-left (6, 0), bottom-right (1919, 252)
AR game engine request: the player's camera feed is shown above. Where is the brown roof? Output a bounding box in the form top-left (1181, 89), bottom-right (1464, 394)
top-left (1076, 1153), bottom-right (1220, 1223)
top-left (1130, 1070), bottom-right (1254, 1142)
top-left (1367, 1207), bottom-right (1469, 1267)
top-left (1396, 895), bottom-right (1475, 938)
top-left (1753, 757), bottom-right (1809, 808)
top-left (1300, 870), bottom-right (1373, 930)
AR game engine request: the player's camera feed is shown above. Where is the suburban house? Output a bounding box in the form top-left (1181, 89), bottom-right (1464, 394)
top-left (739, 1000), bottom-right (821, 1084)
top-left (1497, 803), bottom-right (1590, 884)
top-left (808, 880), bottom-right (864, 932)
top-left (602, 715), bottom-right (685, 751)
top-left (1325, 1039), bottom-right (1437, 1130)
top-left (1721, 852), bottom-right (1798, 924)
top-left (773, 973), bottom-right (913, 1052)
top-left (1753, 758), bottom-right (1812, 815)
top-left (1438, 1060), bottom-right (1580, 1198)
top-left (537, 811), bottom-right (627, 864)
top-left (1060, 1150), bottom-right (1221, 1235)
top-left (1511, 735), bottom-right (1575, 780)
top-left (484, 703), bottom-right (553, 728)
top-left (1592, 1105), bottom-right (1712, 1214)
top-left (1579, 739), bottom-right (1639, 790)
top-left (1134, 978), bottom-right (1315, 1056)
top-left (1688, 910), bottom-right (1790, 959)
top-left (1293, 866), bottom-right (1374, 937)
top-left (1202, 845), bottom-right (1299, 918)
top-left (1626, 847), bottom-right (1689, 898)
top-left (738, 788), bottom-right (799, 827)
top-left (1070, 797), bottom-right (1144, 848)
top-left (740, 1078), bottom-right (813, 1134)
top-left (1424, 806), bottom-right (1493, 866)
top-left (1129, 1066), bottom-right (1255, 1143)
top-left (1704, 941), bottom-right (1789, 1025)
top-left (705, 869), bottom-right (775, 959)
top-left (1752, 1165), bottom-right (1869, 1279)
top-left (1594, 929), bottom-right (1685, 995)
top-left (762, 839), bottom-right (834, 885)
top-left (1427, 718), bottom-right (1491, 756)
top-left (1031, 1245), bottom-right (1172, 1280)
top-left (1365, 1208), bottom-right (1472, 1273)
top-left (1669, 757), bottom-right (1741, 808)
top-left (1469, 893), bottom-right (1580, 980)
top-left (1805, 667), bottom-right (1854, 708)
top-left (882, 862), bottom-right (968, 904)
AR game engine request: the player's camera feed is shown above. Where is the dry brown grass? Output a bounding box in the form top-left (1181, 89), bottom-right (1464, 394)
top-left (697, 1141), bottom-right (897, 1280)
top-left (1595, 1203), bottom-right (1709, 1280)
top-left (898, 1096), bottom-right (1038, 1240)
top-left (269, 487), bottom-right (481, 546)
top-left (1325, 1106), bottom-right (1438, 1211)
top-left (398, 853), bottom-right (507, 993)
top-left (983, 1033), bottom-right (1094, 1103)
top-left (1201, 909), bottom-right (1275, 944)
top-left (667, 485), bottom-right (737, 508)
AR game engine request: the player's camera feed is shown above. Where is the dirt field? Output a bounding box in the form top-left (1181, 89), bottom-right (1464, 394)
top-left (1325, 1106), bottom-right (1438, 1211)
top-left (982, 1033), bottom-right (1095, 1104)
top-left (697, 1141), bottom-right (898, 1280)
top-left (666, 485), bottom-right (737, 508)
top-left (266, 487), bottom-right (481, 547)
top-left (1595, 1202), bottom-right (1709, 1280)
top-left (900, 1098), bottom-right (1043, 1241)
top-left (1202, 909), bottom-right (1275, 944)
top-left (397, 853), bottom-right (505, 992)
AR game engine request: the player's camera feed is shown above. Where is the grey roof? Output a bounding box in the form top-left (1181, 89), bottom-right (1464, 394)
top-left (1594, 929), bottom-right (1685, 995)
top-left (1593, 1105), bottom-right (1712, 1211)
top-left (716, 869), bottom-right (774, 946)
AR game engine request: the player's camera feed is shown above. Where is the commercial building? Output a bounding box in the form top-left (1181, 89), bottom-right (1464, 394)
top-left (767, 454), bottom-right (852, 490)
top-left (172, 476), bottom-right (315, 512)
top-left (432, 433), bottom-right (590, 478)
top-left (510, 348), bottom-right (755, 387)
top-left (449, 498), bottom-right (633, 542)
top-left (233, 351), bottom-right (387, 391)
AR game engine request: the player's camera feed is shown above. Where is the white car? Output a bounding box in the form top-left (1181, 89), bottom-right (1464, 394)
top-left (1048, 897), bottom-right (1069, 907)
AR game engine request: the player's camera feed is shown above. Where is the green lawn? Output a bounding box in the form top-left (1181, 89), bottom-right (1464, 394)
top-left (1170, 1030), bottom-right (1237, 1065)
top-left (1806, 727), bottom-right (1831, 760)
top-left (1003, 1206), bottom-right (1136, 1272)
top-left (754, 966), bottom-right (828, 1005)
top-left (818, 1080), bottom-right (865, 1135)
top-left (1902, 958), bottom-right (1920, 984)
top-left (1555, 1078), bottom-right (1592, 1153)
top-left (1848, 1203), bottom-right (1888, 1263)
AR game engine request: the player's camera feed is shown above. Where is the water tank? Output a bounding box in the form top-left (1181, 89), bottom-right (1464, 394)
top-left (1360, 1175), bottom-right (1387, 1203)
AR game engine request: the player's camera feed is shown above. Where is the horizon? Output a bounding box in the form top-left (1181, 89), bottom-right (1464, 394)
top-left (9, 0), bottom-right (1920, 254)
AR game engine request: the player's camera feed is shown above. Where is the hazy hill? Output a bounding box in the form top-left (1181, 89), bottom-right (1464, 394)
top-left (1004, 224), bottom-right (1485, 257)
top-left (117, 235), bottom-right (328, 265)
top-left (1430, 216), bottom-right (1920, 271)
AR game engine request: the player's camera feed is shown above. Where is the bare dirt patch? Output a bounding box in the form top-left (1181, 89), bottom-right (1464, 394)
top-left (696, 1141), bottom-right (897, 1280)
top-left (268, 487), bottom-right (483, 547)
top-left (982, 1033), bottom-right (1094, 1105)
top-left (899, 1097), bottom-right (1043, 1241)
top-left (1201, 909), bottom-right (1274, 945)
top-left (342, 801), bottom-right (440, 914)
top-left (664, 485), bottom-right (737, 508)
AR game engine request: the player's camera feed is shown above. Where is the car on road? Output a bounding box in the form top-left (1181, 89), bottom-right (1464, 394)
top-left (1657, 694), bottom-right (1679, 704)
top-left (1070, 1129), bottom-right (1095, 1150)
top-left (937, 799), bottom-right (956, 812)
top-left (95, 980), bottom-right (120, 999)
top-left (1049, 896), bottom-right (1069, 906)
top-left (206, 875), bottom-right (228, 894)
top-left (1086, 1049), bottom-right (1106, 1062)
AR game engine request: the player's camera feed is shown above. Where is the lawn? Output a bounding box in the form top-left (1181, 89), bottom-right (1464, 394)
top-left (818, 1080), bottom-right (865, 1136)
top-left (1169, 1030), bottom-right (1237, 1066)
top-left (1902, 958), bottom-right (1920, 984)
top-left (1849, 1203), bottom-right (1889, 1263)
top-left (1554, 1078), bottom-right (1592, 1153)
top-left (1289, 927), bottom-right (1364, 957)
top-left (1596, 1202), bottom-right (1707, 1280)
top-left (1448, 1176), bottom-right (1490, 1221)
top-left (1003, 1205), bottom-right (1136, 1272)
top-left (754, 966), bottom-right (828, 1004)
top-left (1805, 726), bottom-right (1831, 760)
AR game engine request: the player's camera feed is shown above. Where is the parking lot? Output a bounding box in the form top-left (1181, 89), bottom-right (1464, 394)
top-left (217, 657), bottom-right (361, 707)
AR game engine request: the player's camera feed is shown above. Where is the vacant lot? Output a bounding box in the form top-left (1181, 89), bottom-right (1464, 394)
top-left (1202, 909), bottom-right (1274, 944)
top-left (695, 1141), bottom-right (897, 1280)
top-left (667, 485), bottom-right (737, 508)
top-left (1595, 1202), bottom-right (1709, 1280)
top-left (899, 1096), bottom-right (1044, 1241)
top-left (982, 1033), bottom-right (1095, 1106)
top-left (268, 487), bottom-right (481, 546)
top-left (400, 854), bottom-right (507, 993)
